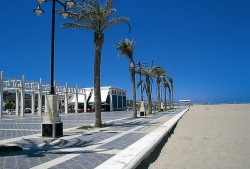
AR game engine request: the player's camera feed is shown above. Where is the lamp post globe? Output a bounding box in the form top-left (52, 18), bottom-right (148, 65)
top-left (65, 0), bottom-right (75, 8)
top-left (34, 5), bottom-right (44, 15)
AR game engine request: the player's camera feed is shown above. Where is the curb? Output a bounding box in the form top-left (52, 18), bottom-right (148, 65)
top-left (95, 107), bottom-right (190, 169)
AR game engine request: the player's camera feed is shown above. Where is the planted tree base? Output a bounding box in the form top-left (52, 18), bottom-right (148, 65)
top-left (77, 123), bottom-right (113, 130)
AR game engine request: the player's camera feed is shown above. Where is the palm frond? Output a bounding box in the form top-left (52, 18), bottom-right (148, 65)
top-left (151, 66), bottom-right (165, 79)
top-left (83, 0), bottom-right (100, 12)
top-left (137, 80), bottom-right (143, 89)
top-left (103, 17), bottom-right (130, 32)
top-left (168, 76), bottom-right (173, 88)
top-left (103, 0), bottom-right (115, 11)
top-left (115, 38), bottom-right (135, 59)
top-left (60, 22), bottom-right (94, 30)
top-left (142, 83), bottom-right (146, 94)
top-left (149, 76), bottom-right (154, 84)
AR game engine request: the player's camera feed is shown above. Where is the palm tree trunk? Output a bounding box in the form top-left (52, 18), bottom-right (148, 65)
top-left (130, 64), bottom-right (137, 118)
top-left (94, 32), bottom-right (104, 127)
top-left (164, 87), bottom-right (167, 111)
top-left (157, 79), bottom-right (161, 112)
top-left (145, 75), bottom-right (152, 114)
top-left (169, 90), bottom-right (171, 110)
top-left (171, 88), bottom-right (174, 109)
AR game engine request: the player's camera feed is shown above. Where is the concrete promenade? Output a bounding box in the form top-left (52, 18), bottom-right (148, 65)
top-left (0, 108), bottom-right (187, 169)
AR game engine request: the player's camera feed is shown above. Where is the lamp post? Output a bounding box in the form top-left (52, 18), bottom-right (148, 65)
top-left (137, 62), bottom-right (143, 101)
top-left (34, 0), bottom-right (75, 138)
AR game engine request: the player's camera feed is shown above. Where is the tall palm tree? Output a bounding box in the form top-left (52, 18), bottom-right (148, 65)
top-left (141, 67), bottom-right (153, 114)
top-left (115, 39), bottom-right (137, 118)
top-left (151, 66), bottom-right (165, 112)
top-left (61, 0), bottom-right (130, 127)
top-left (163, 78), bottom-right (171, 111)
top-left (168, 76), bottom-right (174, 109)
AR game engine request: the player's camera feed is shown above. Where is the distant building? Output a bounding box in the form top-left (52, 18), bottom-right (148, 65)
top-left (69, 86), bottom-right (127, 112)
top-left (179, 99), bottom-right (191, 106)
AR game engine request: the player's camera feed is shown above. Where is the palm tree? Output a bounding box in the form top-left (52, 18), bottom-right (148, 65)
top-left (151, 66), bottom-right (165, 112)
top-left (61, 0), bottom-right (130, 127)
top-left (163, 78), bottom-right (171, 111)
top-left (141, 67), bottom-right (154, 114)
top-left (168, 76), bottom-right (174, 109)
top-left (115, 39), bottom-right (137, 118)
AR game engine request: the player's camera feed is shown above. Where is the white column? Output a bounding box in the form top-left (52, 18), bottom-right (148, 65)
top-left (0, 71), bottom-right (3, 118)
top-left (31, 91), bottom-right (35, 115)
top-left (15, 90), bottom-right (19, 116)
top-left (64, 83), bottom-right (68, 114)
top-left (75, 85), bottom-right (78, 113)
top-left (20, 75), bottom-right (25, 117)
top-left (38, 78), bottom-right (42, 115)
top-left (83, 89), bottom-right (87, 113)
top-left (109, 90), bottom-right (113, 111)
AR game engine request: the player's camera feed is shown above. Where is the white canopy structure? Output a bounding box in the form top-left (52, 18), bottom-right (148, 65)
top-left (89, 89), bottom-right (109, 103)
top-left (66, 86), bottom-right (127, 112)
top-left (69, 90), bottom-right (91, 103)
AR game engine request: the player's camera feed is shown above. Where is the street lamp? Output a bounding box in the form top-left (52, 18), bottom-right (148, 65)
top-left (34, 0), bottom-right (75, 95)
top-left (34, 0), bottom-right (75, 138)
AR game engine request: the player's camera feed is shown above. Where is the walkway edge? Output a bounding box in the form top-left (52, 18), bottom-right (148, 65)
top-left (95, 107), bottom-right (190, 169)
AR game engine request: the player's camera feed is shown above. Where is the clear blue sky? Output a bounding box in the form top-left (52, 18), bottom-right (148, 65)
top-left (1, 0), bottom-right (250, 104)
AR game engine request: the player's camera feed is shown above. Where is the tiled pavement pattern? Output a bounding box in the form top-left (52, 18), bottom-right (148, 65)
top-left (0, 108), bottom-right (183, 169)
top-left (0, 111), bottom-right (133, 141)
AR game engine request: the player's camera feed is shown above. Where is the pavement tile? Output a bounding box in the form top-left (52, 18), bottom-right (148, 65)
top-left (98, 133), bottom-right (145, 150)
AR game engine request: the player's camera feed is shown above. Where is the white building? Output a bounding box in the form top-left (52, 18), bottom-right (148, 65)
top-left (68, 86), bottom-right (127, 112)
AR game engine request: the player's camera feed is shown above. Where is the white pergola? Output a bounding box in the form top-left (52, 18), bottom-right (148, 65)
top-left (0, 71), bottom-right (87, 118)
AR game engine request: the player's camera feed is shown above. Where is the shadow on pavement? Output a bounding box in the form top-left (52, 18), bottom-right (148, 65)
top-left (0, 137), bottom-right (95, 158)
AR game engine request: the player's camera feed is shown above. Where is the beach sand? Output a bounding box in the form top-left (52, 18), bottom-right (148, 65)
top-left (138, 104), bottom-right (250, 169)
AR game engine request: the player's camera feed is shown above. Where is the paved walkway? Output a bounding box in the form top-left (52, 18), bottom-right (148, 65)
top-left (0, 108), bottom-right (185, 169)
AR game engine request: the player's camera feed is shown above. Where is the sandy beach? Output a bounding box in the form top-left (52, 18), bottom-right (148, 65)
top-left (138, 104), bottom-right (250, 169)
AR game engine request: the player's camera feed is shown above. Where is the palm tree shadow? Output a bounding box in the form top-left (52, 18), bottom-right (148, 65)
top-left (0, 136), bottom-right (97, 158)
top-left (112, 120), bottom-right (149, 128)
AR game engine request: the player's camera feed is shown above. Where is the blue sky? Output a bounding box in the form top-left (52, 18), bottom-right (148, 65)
top-left (1, 0), bottom-right (250, 104)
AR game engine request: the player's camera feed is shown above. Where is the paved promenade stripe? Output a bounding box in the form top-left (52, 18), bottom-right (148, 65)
top-left (30, 154), bottom-right (80, 169)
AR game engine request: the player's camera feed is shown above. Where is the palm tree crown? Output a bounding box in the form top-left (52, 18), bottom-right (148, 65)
top-left (151, 66), bottom-right (165, 111)
top-left (61, 0), bottom-right (131, 33)
top-left (115, 39), bottom-right (135, 60)
top-left (141, 67), bottom-right (154, 113)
